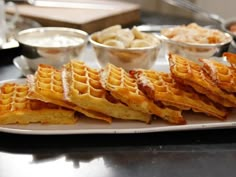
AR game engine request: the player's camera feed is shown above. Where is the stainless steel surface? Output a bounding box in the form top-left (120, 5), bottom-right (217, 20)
top-left (137, 25), bottom-right (176, 33)
top-left (162, 0), bottom-right (225, 24)
top-left (89, 32), bottom-right (161, 71)
top-left (161, 0), bottom-right (236, 40)
top-left (15, 27), bottom-right (88, 70)
top-left (0, 131), bottom-right (235, 177)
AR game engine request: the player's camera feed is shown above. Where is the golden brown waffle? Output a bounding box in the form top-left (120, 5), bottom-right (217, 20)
top-left (200, 58), bottom-right (236, 93)
top-left (132, 69), bottom-right (228, 120)
top-left (100, 63), bottom-right (185, 124)
top-left (169, 53), bottom-right (236, 107)
top-left (223, 52), bottom-right (236, 68)
top-left (0, 83), bottom-right (77, 124)
top-left (27, 64), bottom-right (112, 123)
top-left (62, 60), bottom-right (151, 123)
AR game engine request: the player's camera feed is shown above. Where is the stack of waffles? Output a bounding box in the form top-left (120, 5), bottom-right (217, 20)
top-left (167, 53), bottom-right (236, 118)
top-left (1, 52), bottom-right (236, 125)
top-left (0, 83), bottom-right (76, 124)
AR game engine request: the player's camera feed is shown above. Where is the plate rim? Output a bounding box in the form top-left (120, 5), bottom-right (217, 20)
top-left (0, 120), bottom-right (236, 135)
top-left (1, 69), bottom-right (236, 135)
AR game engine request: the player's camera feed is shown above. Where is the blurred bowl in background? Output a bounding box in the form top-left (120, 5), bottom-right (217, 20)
top-left (161, 34), bottom-right (232, 63)
top-left (221, 18), bottom-right (236, 41)
top-left (160, 23), bottom-right (233, 63)
top-left (15, 27), bottom-right (88, 70)
top-left (89, 25), bottom-right (162, 71)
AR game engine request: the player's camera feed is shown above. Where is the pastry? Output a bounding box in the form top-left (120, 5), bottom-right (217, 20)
top-left (27, 64), bottom-right (112, 123)
top-left (0, 83), bottom-right (77, 124)
top-left (62, 60), bottom-right (151, 123)
top-left (200, 58), bottom-right (236, 93)
top-left (131, 69), bottom-right (228, 120)
top-left (169, 53), bottom-right (236, 107)
top-left (100, 63), bottom-right (185, 124)
top-left (223, 52), bottom-right (236, 68)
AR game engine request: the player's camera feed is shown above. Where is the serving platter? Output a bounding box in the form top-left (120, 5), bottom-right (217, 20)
top-left (1, 111), bottom-right (236, 135)
top-left (1, 57), bottom-right (236, 135)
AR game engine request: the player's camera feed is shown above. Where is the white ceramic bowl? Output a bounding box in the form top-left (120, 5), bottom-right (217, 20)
top-left (15, 27), bottom-right (88, 70)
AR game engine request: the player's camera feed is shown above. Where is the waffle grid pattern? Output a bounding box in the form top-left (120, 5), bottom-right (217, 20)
top-left (64, 60), bottom-right (151, 122)
top-left (35, 64), bottom-right (65, 100)
top-left (101, 63), bottom-right (185, 124)
top-left (0, 83), bottom-right (76, 124)
top-left (0, 83), bottom-right (30, 112)
top-left (101, 63), bottom-right (144, 99)
top-left (169, 54), bottom-right (236, 107)
top-left (69, 60), bottom-right (106, 100)
top-left (29, 64), bottom-right (113, 123)
top-left (134, 70), bottom-right (228, 120)
top-left (200, 58), bottom-right (236, 93)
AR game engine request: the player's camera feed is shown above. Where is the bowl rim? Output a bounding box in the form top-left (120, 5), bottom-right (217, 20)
top-left (221, 18), bottom-right (236, 39)
top-left (15, 27), bottom-right (88, 49)
top-left (159, 32), bottom-right (232, 48)
top-left (89, 32), bottom-right (161, 51)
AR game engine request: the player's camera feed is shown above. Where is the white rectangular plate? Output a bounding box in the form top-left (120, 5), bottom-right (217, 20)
top-left (1, 112), bottom-right (236, 135)
top-left (1, 60), bottom-right (236, 135)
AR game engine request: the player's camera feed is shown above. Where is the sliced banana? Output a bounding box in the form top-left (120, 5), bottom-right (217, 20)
top-left (130, 39), bottom-right (152, 48)
top-left (95, 25), bottom-right (161, 49)
top-left (101, 25), bottom-right (122, 34)
top-left (97, 25), bottom-right (122, 43)
top-left (103, 39), bottom-right (125, 48)
top-left (97, 32), bottom-right (117, 44)
top-left (132, 26), bottom-right (145, 39)
top-left (116, 29), bottom-right (134, 48)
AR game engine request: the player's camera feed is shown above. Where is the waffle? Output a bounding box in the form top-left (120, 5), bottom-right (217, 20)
top-left (62, 60), bottom-right (151, 123)
top-left (0, 83), bottom-right (77, 124)
top-left (27, 64), bottom-right (112, 123)
top-left (131, 69), bottom-right (228, 120)
top-left (100, 63), bottom-right (185, 124)
top-left (200, 58), bottom-right (236, 93)
top-left (223, 52), bottom-right (236, 68)
top-left (169, 53), bottom-right (236, 107)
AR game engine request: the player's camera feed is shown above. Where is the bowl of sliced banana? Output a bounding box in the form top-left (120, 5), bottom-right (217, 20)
top-left (89, 25), bottom-right (162, 71)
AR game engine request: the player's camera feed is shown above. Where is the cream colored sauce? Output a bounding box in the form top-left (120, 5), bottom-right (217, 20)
top-left (22, 34), bottom-right (84, 47)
